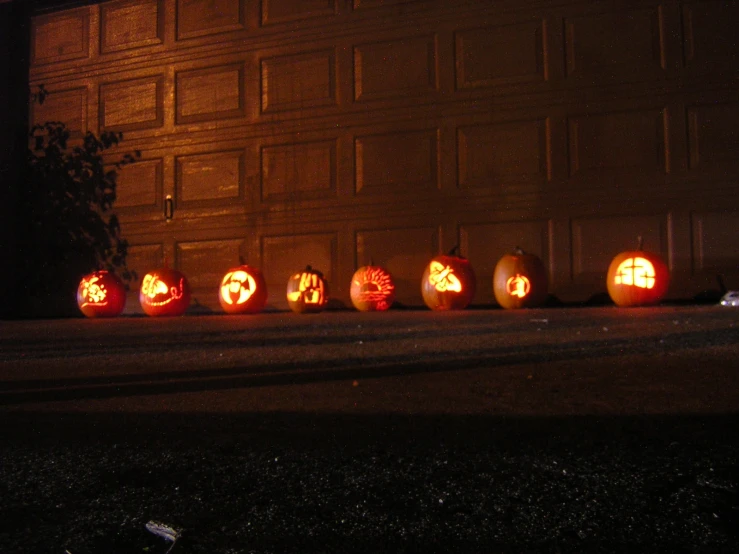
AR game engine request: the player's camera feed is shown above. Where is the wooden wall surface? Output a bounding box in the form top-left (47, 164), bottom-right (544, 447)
top-left (29, 0), bottom-right (739, 310)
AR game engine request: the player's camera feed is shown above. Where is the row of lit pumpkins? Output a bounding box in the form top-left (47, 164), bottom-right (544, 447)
top-left (76, 242), bottom-right (669, 318)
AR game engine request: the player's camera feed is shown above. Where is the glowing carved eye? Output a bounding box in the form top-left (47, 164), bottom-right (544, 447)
top-left (613, 257), bottom-right (656, 289)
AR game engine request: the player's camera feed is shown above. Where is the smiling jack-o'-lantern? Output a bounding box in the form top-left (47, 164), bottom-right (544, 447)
top-left (139, 266), bottom-right (191, 317)
top-left (76, 270), bottom-right (127, 318)
top-left (493, 247), bottom-right (549, 309)
top-left (219, 264), bottom-right (268, 314)
top-left (286, 265), bottom-right (329, 313)
top-left (421, 247), bottom-right (476, 310)
top-left (607, 237), bottom-right (669, 307)
top-left (350, 264), bottom-right (396, 312)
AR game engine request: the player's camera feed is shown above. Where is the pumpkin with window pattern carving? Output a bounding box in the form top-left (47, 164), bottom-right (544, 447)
top-left (219, 265), bottom-right (268, 314)
top-left (77, 270), bottom-right (127, 318)
top-left (607, 238), bottom-right (669, 307)
top-left (493, 247), bottom-right (549, 309)
top-left (421, 247), bottom-right (476, 311)
top-left (350, 264), bottom-right (396, 312)
top-left (286, 265), bottom-right (329, 314)
top-left (139, 267), bottom-right (191, 317)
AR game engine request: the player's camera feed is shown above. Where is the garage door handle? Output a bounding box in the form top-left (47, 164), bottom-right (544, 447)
top-left (164, 195), bottom-right (174, 221)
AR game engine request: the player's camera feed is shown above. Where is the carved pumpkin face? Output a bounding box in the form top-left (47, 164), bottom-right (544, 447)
top-left (286, 266), bottom-right (329, 313)
top-left (139, 267), bottom-right (191, 316)
top-left (219, 265), bottom-right (268, 314)
top-left (493, 248), bottom-right (549, 309)
top-left (607, 248), bottom-right (669, 307)
top-left (350, 265), bottom-right (396, 312)
top-left (421, 252), bottom-right (476, 310)
top-left (77, 270), bottom-right (127, 318)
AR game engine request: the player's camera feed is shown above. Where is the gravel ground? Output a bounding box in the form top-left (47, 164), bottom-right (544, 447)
top-left (1, 306), bottom-right (739, 553)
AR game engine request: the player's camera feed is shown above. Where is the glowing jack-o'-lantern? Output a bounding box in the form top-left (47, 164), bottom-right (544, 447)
top-left (76, 270), bottom-right (127, 318)
top-left (493, 247), bottom-right (549, 309)
top-left (286, 265), bottom-right (329, 313)
top-left (421, 247), bottom-right (476, 310)
top-left (607, 238), bottom-right (669, 307)
top-left (350, 264), bottom-right (396, 312)
top-left (219, 265), bottom-right (268, 314)
top-left (139, 267), bottom-right (191, 317)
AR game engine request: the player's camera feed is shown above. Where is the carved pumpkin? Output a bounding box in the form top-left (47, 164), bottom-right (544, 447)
top-left (219, 264), bottom-right (268, 314)
top-left (77, 270), bottom-right (127, 318)
top-left (493, 247), bottom-right (549, 309)
top-left (606, 237), bottom-right (669, 307)
top-left (421, 247), bottom-right (476, 310)
top-left (139, 267), bottom-right (191, 317)
top-left (286, 265), bottom-right (329, 313)
top-left (350, 264), bottom-right (396, 312)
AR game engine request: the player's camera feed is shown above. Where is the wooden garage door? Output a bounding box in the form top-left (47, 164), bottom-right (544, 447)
top-left (29, 0), bottom-right (739, 311)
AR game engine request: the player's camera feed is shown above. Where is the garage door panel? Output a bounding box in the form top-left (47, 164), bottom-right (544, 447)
top-left (458, 119), bottom-right (549, 188)
top-left (683, 1), bottom-right (739, 70)
top-left (261, 50), bottom-right (337, 113)
top-left (571, 214), bottom-right (669, 282)
top-left (691, 211), bottom-right (739, 274)
top-left (354, 35), bottom-right (437, 102)
top-left (355, 129), bottom-right (439, 194)
top-left (261, 139), bottom-right (337, 201)
top-left (564, 7), bottom-right (665, 79)
top-left (176, 150), bottom-right (245, 206)
top-left (356, 226), bottom-right (439, 306)
top-left (687, 102), bottom-right (739, 170)
top-left (176, 0), bottom-right (245, 40)
top-left (113, 158), bottom-right (163, 211)
top-left (460, 220), bottom-right (551, 304)
top-left (99, 76), bottom-right (165, 132)
top-left (455, 19), bottom-right (547, 89)
top-left (568, 109), bottom-right (668, 177)
top-left (101, 0), bottom-right (164, 54)
top-left (261, 0), bottom-right (337, 26)
top-left (176, 63), bottom-right (244, 124)
top-left (31, 8), bottom-right (89, 65)
top-left (31, 87), bottom-right (88, 138)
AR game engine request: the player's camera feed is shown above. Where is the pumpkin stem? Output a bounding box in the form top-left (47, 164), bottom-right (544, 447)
top-left (369, 257), bottom-right (374, 266)
top-left (163, 256), bottom-right (169, 268)
top-left (239, 255), bottom-right (246, 265)
top-left (447, 245), bottom-right (460, 256)
top-left (637, 236), bottom-right (644, 250)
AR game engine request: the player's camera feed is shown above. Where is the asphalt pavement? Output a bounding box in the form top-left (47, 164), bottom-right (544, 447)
top-left (1, 306), bottom-right (739, 553)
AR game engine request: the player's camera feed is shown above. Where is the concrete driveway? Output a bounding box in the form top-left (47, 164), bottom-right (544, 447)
top-left (1, 305), bottom-right (739, 553)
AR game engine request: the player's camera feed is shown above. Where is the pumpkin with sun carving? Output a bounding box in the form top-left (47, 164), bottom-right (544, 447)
top-left (421, 247), bottom-right (476, 311)
top-left (219, 264), bottom-right (268, 314)
top-left (350, 264), bottom-right (396, 312)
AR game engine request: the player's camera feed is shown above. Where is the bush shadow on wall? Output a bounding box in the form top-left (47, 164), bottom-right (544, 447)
top-left (18, 113), bottom-right (139, 318)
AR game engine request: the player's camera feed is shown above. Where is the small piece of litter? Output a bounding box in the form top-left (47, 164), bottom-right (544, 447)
top-left (146, 521), bottom-right (181, 543)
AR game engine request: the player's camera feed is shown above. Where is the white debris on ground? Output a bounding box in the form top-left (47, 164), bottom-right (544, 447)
top-left (720, 291), bottom-right (739, 307)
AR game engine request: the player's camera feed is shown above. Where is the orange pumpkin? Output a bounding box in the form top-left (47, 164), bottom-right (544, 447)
top-left (493, 247), bottom-right (548, 309)
top-left (77, 270), bottom-right (127, 318)
top-left (421, 247), bottom-right (476, 311)
top-left (606, 238), bottom-right (669, 307)
top-left (286, 266), bottom-right (329, 313)
top-left (219, 264), bottom-right (268, 314)
top-left (350, 264), bottom-right (396, 312)
top-left (139, 267), bottom-right (191, 317)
